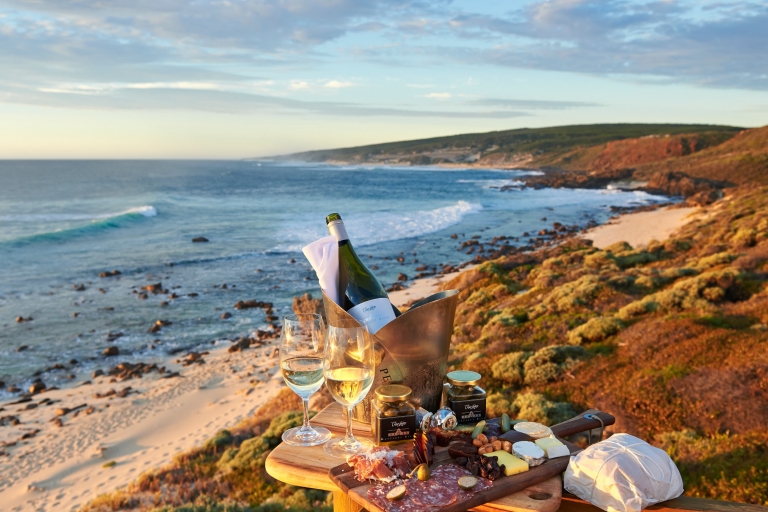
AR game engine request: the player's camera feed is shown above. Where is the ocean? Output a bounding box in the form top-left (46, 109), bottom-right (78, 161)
top-left (0, 160), bottom-right (670, 392)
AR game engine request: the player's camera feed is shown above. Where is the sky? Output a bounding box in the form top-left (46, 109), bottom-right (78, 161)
top-left (0, 0), bottom-right (766, 158)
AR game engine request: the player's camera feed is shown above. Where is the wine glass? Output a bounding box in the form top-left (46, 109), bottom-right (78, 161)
top-left (279, 313), bottom-right (332, 446)
top-left (323, 325), bottom-right (376, 458)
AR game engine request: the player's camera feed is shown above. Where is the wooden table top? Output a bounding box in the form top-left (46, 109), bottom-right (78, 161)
top-left (265, 403), bottom-right (562, 512)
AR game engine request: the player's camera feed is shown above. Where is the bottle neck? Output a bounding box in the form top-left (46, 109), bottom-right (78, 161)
top-left (327, 220), bottom-right (349, 242)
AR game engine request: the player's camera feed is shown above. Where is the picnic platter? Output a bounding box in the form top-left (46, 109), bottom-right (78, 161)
top-left (328, 409), bottom-right (615, 512)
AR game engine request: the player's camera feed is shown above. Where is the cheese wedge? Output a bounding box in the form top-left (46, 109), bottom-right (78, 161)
top-left (535, 436), bottom-right (571, 458)
top-left (483, 450), bottom-right (529, 476)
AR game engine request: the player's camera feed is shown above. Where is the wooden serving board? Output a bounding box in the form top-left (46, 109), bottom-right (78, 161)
top-left (329, 410), bottom-right (615, 512)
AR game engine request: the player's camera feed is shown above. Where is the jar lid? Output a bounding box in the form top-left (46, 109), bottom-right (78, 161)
top-left (446, 370), bottom-right (482, 386)
top-left (375, 384), bottom-right (412, 402)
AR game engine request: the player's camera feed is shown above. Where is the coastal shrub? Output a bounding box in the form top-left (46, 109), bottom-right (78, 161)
top-left (607, 274), bottom-right (635, 288)
top-left (262, 411), bottom-right (311, 442)
top-left (466, 289), bottom-right (492, 306)
top-left (218, 411), bottom-right (309, 473)
top-left (696, 252), bottom-right (736, 270)
top-left (530, 275), bottom-right (603, 319)
top-left (567, 316), bottom-right (624, 345)
top-left (664, 238), bottom-right (692, 253)
top-left (634, 275), bottom-right (660, 289)
top-left (732, 228), bottom-right (758, 248)
top-left (584, 251), bottom-right (617, 270)
top-left (613, 249), bottom-right (657, 269)
top-left (605, 241), bottom-right (633, 253)
top-left (523, 345), bottom-right (587, 385)
top-left (218, 436), bottom-right (271, 473)
top-left (657, 430), bottom-right (768, 504)
top-left (541, 256), bottom-right (564, 270)
top-left (487, 391), bottom-right (515, 418)
top-left (647, 239), bottom-right (664, 253)
top-left (491, 351), bottom-right (533, 385)
top-left (532, 268), bottom-right (560, 288)
top-left (150, 502), bottom-right (250, 512)
top-left (485, 308), bottom-right (528, 329)
top-left (204, 430), bottom-right (234, 454)
top-left (617, 268), bottom-right (741, 320)
top-left (512, 392), bottom-right (576, 425)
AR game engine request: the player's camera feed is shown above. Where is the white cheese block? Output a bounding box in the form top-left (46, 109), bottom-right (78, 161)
top-left (512, 441), bottom-right (546, 467)
top-left (535, 436), bottom-right (571, 458)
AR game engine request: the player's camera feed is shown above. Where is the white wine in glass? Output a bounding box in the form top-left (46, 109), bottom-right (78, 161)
top-left (323, 325), bottom-right (375, 458)
top-left (279, 313), bottom-right (332, 447)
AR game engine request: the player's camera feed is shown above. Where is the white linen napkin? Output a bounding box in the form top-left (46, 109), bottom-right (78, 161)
top-left (302, 236), bottom-right (340, 305)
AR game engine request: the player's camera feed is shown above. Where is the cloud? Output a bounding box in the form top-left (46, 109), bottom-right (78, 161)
top-left (324, 80), bottom-right (354, 88)
top-left (289, 80), bottom-right (310, 90)
top-left (7, 82), bottom-right (529, 118)
top-left (445, 0), bottom-right (768, 90)
top-left (470, 98), bottom-right (601, 110)
top-left (424, 92), bottom-right (451, 99)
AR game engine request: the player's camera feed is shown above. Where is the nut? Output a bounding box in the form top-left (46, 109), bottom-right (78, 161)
top-left (478, 445), bottom-right (493, 455)
top-left (475, 433), bottom-right (488, 444)
top-left (472, 438), bottom-right (484, 447)
top-left (489, 436), bottom-right (498, 443)
top-left (491, 440), bottom-right (502, 451)
top-left (502, 440), bottom-right (512, 452)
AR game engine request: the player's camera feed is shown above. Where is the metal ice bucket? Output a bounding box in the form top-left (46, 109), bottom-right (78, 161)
top-left (322, 290), bottom-right (458, 423)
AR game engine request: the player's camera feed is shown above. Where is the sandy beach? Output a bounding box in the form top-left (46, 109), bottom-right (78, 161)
top-left (0, 202), bottom-right (701, 512)
top-left (0, 341), bottom-right (283, 512)
top-left (583, 206), bottom-right (699, 249)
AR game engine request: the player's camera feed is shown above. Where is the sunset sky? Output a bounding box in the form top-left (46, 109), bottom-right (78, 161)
top-left (0, 0), bottom-right (766, 158)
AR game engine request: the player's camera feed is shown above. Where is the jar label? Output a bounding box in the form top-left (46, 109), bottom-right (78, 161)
top-left (449, 397), bottom-right (486, 424)
top-left (378, 414), bottom-right (415, 443)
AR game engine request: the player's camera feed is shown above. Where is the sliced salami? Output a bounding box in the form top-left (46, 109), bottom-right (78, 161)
top-left (366, 463), bottom-right (493, 512)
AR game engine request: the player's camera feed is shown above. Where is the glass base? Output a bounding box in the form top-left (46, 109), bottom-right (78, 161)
top-left (323, 435), bottom-right (374, 458)
top-left (281, 426), bottom-right (332, 447)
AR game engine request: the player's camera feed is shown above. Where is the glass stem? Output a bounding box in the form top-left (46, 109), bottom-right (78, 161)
top-left (302, 398), bottom-right (311, 431)
top-left (346, 406), bottom-right (356, 443)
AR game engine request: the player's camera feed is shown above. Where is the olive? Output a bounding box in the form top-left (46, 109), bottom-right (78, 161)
top-left (471, 420), bottom-right (487, 439)
top-left (501, 413), bottom-right (511, 433)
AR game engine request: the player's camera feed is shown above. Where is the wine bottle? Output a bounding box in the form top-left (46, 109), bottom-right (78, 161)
top-left (326, 213), bottom-right (398, 333)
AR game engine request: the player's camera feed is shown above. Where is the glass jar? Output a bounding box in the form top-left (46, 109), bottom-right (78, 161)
top-left (371, 384), bottom-right (416, 445)
top-left (446, 370), bottom-right (486, 425)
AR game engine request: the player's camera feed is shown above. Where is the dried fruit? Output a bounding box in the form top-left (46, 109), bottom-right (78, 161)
top-left (448, 441), bottom-right (478, 459)
top-left (386, 485), bottom-right (407, 500)
top-left (458, 475), bottom-right (478, 490)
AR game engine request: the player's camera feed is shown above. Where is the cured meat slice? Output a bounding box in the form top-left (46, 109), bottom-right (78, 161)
top-left (366, 464), bottom-right (493, 512)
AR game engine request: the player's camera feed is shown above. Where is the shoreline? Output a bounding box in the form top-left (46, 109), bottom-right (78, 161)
top-left (0, 202), bottom-right (700, 511)
top-left (390, 203), bottom-right (700, 305)
top-left (0, 340), bottom-right (283, 512)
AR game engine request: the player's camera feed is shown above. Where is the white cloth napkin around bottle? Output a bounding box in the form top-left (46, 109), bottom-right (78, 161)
top-left (302, 236), bottom-right (340, 305)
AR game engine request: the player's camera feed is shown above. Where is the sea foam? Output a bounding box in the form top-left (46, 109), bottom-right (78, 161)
top-left (274, 200), bottom-right (483, 252)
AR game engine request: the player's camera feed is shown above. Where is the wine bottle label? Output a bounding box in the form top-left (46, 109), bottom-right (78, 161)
top-left (448, 397), bottom-right (487, 425)
top-left (348, 298), bottom-right (396, 334)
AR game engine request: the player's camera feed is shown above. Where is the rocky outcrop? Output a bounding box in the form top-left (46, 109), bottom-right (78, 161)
top-left (291, 293), bottom-right (324, 320)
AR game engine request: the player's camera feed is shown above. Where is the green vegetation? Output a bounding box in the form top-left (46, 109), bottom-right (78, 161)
top-left (446, 185), bottom-right (768, 504)
top-left (279, 123), bottom-right (740, 165)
